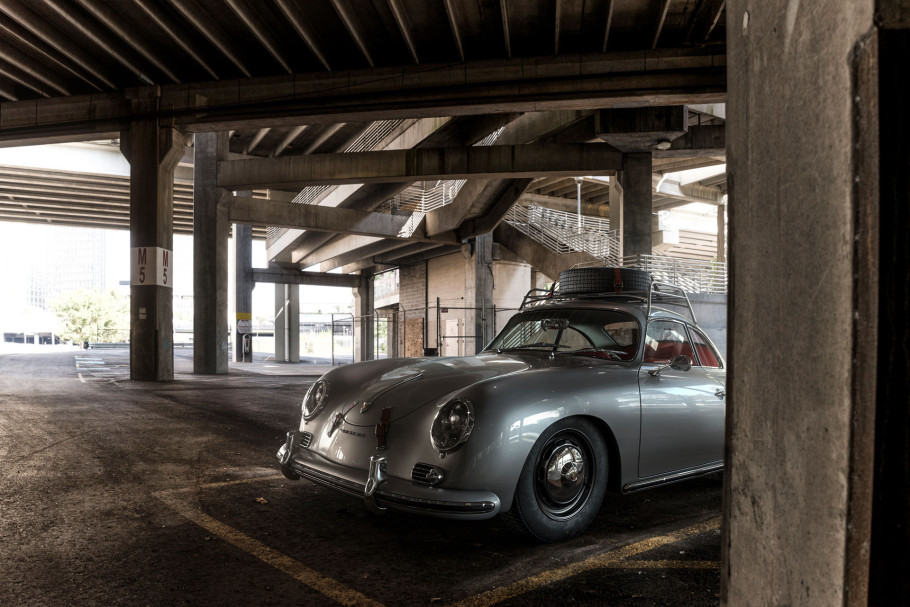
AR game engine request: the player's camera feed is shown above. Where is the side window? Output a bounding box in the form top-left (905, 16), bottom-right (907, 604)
top-left (643, 320), bottom-right (695, 363)
top-left (689, 328), bottom-right (722, 368)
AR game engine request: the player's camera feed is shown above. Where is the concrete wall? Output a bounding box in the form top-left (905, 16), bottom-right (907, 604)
top-left (723, 1), bottom-right (875, 604)
top-left (689, 293), bottom-right (726, 359)
top-left (491, 261), bottom-right (531, 337)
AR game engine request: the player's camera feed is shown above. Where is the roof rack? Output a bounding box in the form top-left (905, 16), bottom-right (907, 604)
top-left (519, 280), bottom-right (698, 324)
top-left (648, 282), bottom-right (697, 324)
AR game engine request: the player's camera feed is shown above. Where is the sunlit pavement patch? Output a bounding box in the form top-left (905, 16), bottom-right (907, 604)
top-left (154, 474), bottom-right (719, 607)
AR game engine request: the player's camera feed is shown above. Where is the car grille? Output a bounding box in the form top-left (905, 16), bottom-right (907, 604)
top-left (299, 431), bottom-right (313, 449)
top-left (411, 462), bottom-right (437, 484)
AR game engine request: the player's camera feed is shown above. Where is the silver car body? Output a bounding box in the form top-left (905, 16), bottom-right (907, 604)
top-left (277, 293), bottom-right (726, 522)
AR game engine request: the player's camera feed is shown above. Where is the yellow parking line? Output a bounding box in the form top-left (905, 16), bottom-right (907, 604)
top-left (154, 488), bottom-right (384, 607)
top-left (610, 559), bottom-right (720, 569)
top-left (447, 517), bottom-right (721, 607)
top-left (157, 474), bottom-right (286, 496)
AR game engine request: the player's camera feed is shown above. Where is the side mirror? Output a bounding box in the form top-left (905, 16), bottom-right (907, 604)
top-left (649, 355), bottom-right (693, 376)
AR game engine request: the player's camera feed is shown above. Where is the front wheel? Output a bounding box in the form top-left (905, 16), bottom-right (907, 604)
top-left (509, 418), bottom-right (608, 542)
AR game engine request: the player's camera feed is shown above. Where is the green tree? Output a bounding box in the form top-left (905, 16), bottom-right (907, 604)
top-left (51, 289), bottom-right (129, 343)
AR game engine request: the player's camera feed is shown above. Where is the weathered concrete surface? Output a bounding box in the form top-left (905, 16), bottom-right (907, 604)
top-left (274, 284), bottom-right (300, 363)
top-left (217, 143), bottom-right (623, 190)
top-left (723, 1), bottom-right (875, 605)
top-left (121, 118), bottom-right (184, 382)
top-left (193, 132), bottom-right (230, 374)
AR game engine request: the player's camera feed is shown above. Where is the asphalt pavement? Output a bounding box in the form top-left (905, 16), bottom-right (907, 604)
top-left (0, 345), bottom-right (722, 606)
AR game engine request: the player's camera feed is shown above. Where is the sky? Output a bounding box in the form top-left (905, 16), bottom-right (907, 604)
top-left (0, 221), bottom-right (354, 323)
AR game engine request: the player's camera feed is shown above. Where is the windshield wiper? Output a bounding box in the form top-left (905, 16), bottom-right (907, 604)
top-left (498, 342), bottom-right (570, 352)
top-left (570, 348), bottom-right (628, 360)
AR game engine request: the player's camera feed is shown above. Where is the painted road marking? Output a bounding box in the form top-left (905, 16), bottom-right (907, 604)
top-left (154, 481), bottom-right (384, 607)
top-left (156, 475), bottom-right (719, 607)
top-left (447, 517), bottom-right (722, 607)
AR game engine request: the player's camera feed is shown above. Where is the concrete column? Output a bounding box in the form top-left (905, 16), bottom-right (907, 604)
top-left (121, 113), bottom-right (185, 382)
top-left (233, 222), bottom-right (253, 363)
top-left (618, 153), bottom-right (652, 259)
top-left (716, 204), bottom-right (726, 263)
top-left (274, 284), bottom-right (299, 363)
top-left (193, 132), bottom-right (230, 374)
top-left (388, 310), bottom-right (400, 358)
top-left (354, 274), bottom-right (374, 362)
top-left (469, 234), bottom-right (494, 353)
top-left (608, 178), bottom-right (624, 259)
top-left (721, 1), bottom-right (910, 605)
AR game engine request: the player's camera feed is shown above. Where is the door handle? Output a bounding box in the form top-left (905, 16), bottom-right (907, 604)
top-left (715, 389), bottom-right (726, 399)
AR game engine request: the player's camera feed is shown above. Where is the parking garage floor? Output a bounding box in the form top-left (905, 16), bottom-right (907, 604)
top-left (0, 347), bottom-right (722, 606)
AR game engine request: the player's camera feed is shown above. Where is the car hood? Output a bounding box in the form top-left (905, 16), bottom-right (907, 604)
top-left (321, 352), bottom-right (629, 427)
top-left (323, 354), bottom-right (530, 427)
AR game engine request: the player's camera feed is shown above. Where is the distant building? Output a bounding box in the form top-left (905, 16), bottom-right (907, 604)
top-left (26, 226), bottom-right (107, 310)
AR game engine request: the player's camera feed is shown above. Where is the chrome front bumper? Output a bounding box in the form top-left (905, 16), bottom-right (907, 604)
top-left (277, 431), bottom-right (501, 520)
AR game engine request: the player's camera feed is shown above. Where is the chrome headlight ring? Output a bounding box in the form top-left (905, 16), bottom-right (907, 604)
top-left (302, 380), bottom-right (328, 421)
top-left (431, 398), bottom-right (475, 454)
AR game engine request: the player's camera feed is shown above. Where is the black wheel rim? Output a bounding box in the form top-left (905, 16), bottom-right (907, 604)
top-left (533, 429), bottom-right (596, 520)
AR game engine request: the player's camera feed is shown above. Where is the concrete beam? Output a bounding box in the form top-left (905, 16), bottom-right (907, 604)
top-left (519, 192), bottom-right (610, 216)
top-left (251, 267), bottom-right (359, 288)
top-left (217, 143), bottom-right (623, 190)
top-left (654, 124), bottom-right (725, 158)
top-left (0, 49), bottom-right (726, 144)
top-left (652, 174), bottom-right (726, 204)
top-left (366, 243), bottom-right (462, 271)
top-left (493, 221), bottom-right (596, 280)
top-left (595, 106), bottom-right (688, 152)
top-left (457, 178), bottom-right (534, 239)
top-left (226, 195), bottom-right (455, 242)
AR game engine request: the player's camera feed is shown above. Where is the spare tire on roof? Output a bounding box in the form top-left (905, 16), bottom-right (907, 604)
top-left (557, 267), bottom-right (652, 295)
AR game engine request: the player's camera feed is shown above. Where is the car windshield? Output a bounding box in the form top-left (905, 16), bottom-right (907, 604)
top-left (485, 309), bottom-right (640, 361)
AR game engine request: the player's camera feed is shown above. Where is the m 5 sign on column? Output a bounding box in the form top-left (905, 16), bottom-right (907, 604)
top-left (131, 247), bottom-right (172, 287)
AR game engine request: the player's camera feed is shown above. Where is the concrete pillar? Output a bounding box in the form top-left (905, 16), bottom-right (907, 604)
top-left (193, 132), bottom-right (230, 374)
top-left (120, 111), bottom-right (185, 382)
top-left (233, 222), bottom-right (253, 363)
top-left (722, 1), bottom-right (910, 604)
top-left (608, 178), bottom-right (624, 260)
top-left (274, 284), bottom-right (299, 363)
top-left (716, 204), bottom-right (726, 263)
top-left (468, 234), bottom-right (494, 353)
top-left (388, 310), bottom-right (400, 358)
top-left (618, 153), bottom-right (652, 259)
top-left (354, 274), bottom-right (374, 362)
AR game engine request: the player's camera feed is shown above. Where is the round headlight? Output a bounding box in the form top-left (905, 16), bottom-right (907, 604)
top-left (431, 398), bottom-right (475, 453)
top-left (302, 380), bottom-right (328, 420)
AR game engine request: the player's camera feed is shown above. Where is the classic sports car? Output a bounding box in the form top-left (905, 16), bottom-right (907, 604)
top-left (278, 267), bottom-right (726, 542)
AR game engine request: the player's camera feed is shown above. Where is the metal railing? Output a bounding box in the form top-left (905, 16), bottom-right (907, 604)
top-left (503, 204), bottom-right (621, 265)
top-left (623, 254), bottom-right (727, 294)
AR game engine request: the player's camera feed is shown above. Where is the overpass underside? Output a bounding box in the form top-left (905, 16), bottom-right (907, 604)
top-left (0, 1), bottom-right (907, 605)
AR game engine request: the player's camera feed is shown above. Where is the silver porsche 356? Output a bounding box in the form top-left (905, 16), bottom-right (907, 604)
top-left (278, 267), bottom-right (726, 542)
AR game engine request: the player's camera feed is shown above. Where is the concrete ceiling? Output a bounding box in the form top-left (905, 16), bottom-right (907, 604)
top-left (0, 0), bottom-right (728, 270)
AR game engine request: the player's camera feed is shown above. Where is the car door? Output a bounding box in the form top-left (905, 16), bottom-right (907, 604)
top-left (638, 320), bottom-right (726, 478)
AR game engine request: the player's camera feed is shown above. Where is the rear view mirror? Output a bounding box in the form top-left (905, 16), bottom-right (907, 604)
top-left (649, 355), bottom-right (693, 376)
top-left (669, 355), bottom-right (692, 372)
top-left (542, 318), bottom-right (570, 330)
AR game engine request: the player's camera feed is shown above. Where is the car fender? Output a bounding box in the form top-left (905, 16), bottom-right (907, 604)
top-left (436, 364), bottom-right (641, 512)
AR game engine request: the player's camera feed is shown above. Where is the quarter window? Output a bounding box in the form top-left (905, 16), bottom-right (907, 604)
top-left (644, 320), bottom-right (695, 363)
top-left (690, 328), bottom-right (722, 368)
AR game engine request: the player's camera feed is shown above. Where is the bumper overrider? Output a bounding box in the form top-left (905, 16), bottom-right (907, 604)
top-left (277, 431), bottom-right (501, 519)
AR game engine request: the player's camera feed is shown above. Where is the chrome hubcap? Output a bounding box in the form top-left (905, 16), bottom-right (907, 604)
top-left (535, 430), bottom-right (595, 520)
